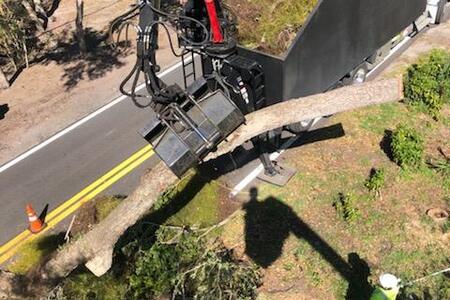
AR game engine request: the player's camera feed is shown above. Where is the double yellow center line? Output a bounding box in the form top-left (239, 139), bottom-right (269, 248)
top-left (0, 145), bottom-right (154, 264)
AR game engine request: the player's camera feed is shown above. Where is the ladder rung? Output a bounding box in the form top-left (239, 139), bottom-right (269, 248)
top-left (182, 51), bottom-right (197, 89)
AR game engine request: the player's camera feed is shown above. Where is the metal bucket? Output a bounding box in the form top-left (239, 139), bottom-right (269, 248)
top-left (142, 90), bottom-right (245, 177)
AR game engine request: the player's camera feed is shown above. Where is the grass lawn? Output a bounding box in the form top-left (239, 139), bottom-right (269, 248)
top-left (7, 233), bottom-right (65, 275)
top-left (221, 102), bottom-right (450, 299)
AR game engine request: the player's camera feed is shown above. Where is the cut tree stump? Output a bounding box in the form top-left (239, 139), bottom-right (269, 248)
top-left (40, 77), bottom-right (403, 279)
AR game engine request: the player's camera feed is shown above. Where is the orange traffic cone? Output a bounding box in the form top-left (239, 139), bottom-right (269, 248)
top-left (26, 203), bottom-right (45, 234)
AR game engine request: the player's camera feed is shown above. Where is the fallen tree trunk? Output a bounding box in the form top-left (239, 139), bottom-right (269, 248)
top-left (207, 77), bottom-right (403, 160)
top-left (40, 77), bottom-right (403, 280)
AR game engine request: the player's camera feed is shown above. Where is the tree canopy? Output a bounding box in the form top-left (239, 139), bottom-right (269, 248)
top-left (0, 0), bottom-right (39, 69)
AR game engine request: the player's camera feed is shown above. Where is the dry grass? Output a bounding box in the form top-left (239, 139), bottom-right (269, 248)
top-left (225, 0), bottom-right (319, 55)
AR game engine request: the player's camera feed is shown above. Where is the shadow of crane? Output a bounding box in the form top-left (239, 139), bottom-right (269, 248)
top-left (243, 187), bottom-right (374, 299)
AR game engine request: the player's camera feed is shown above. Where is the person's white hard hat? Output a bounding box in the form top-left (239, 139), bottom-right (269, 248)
top-left (379, 273), bottom-right (400, 289)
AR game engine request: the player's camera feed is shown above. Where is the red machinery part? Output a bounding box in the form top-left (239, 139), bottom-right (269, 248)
top-left (204, 0), bottom-right (224, 43)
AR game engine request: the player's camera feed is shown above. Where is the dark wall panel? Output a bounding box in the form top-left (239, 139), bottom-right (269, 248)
top-left (283, 0), bottom-right (427, 99)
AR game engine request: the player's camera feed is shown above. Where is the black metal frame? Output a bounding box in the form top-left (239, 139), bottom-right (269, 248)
top-left (159, 96), bottom-right (221, 152)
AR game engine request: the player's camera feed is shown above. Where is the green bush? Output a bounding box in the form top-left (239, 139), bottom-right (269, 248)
top-left (128, 228), bottom-right (202, 298)
top-left (333, 193), bottom-right (360, 222)
top-left (403, 49), bottom-right (450, 118)
top-left (390, 124), bottom-right (424, 168)
top-left (364, 168), bottom-right (385, 193)
top-left (129, 228), bottom-right (261, 299)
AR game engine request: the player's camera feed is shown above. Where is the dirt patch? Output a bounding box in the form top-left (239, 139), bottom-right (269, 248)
top-left (217, 182), bottom-right (241, 221)
top-left (71, 196), bottom-right (123, 236)
top-left (71, 201), bottom-right (98, 236)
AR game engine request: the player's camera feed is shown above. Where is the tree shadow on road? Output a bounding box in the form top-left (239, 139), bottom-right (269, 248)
top-left (42, 27), bottom-right (130, 90)
top-left (243, 187), bottom-right (374, 299)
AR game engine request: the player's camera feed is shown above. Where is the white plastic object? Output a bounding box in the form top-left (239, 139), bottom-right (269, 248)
top-left (379, 273), bottom-right (400, 289)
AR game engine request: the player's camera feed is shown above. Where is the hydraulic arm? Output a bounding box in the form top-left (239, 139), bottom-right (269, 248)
top-left (113, 0), bottom-right (281, 178)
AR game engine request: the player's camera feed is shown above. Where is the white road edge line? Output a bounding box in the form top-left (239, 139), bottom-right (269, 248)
top-left (229, 118), bottom-right (322, 197)
top-left (0, 58), bottom-right (191, 174)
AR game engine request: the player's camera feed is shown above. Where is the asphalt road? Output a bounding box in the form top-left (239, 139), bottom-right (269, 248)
top-left (0, 63), bottom-right (190, 246)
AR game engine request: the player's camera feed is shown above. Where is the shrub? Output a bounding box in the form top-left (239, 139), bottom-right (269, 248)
top-left (173, 247), bottom-right (261, 299)
top-left (128, 228), bottom-right (202, 298)
top-left (403, 49), bottom-right (450, 118)
top-left (365, 168), bottom-right (385, 194)
top-left (390, 124), bottom-right (424, 168)
top-left (0, 1), bottom-right (37, 68)
top-left (128, 228), bottom-right (261, 299)
top-left (333, 193), bottom-right (359, 222)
